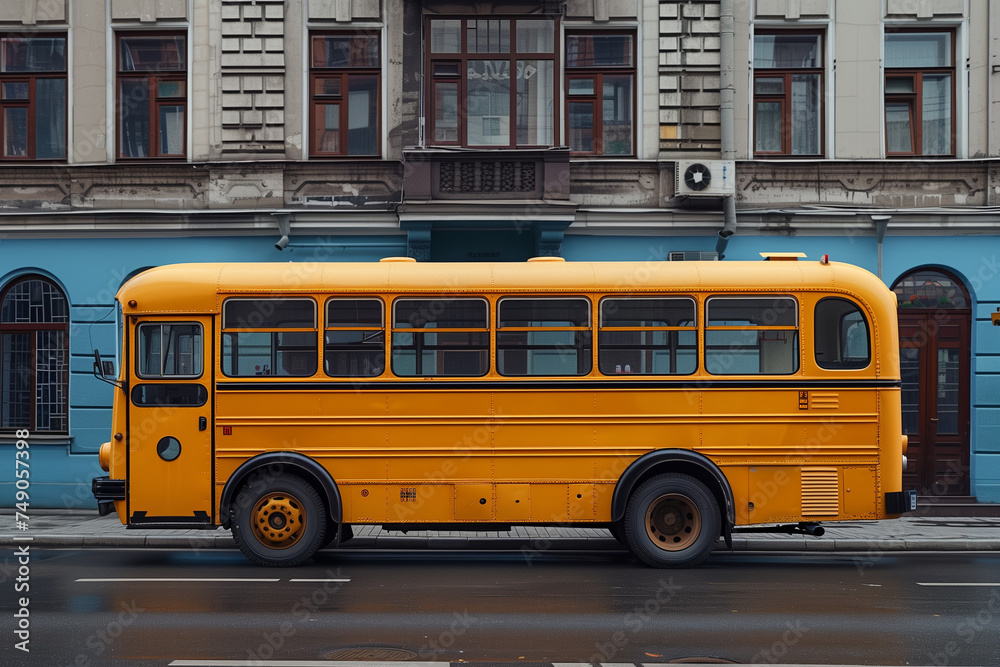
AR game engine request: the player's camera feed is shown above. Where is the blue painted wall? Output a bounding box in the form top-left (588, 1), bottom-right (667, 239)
top-left (2, 230), bottom-right (998, 506)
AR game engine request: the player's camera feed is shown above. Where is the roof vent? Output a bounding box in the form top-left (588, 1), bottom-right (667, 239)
top-left (668, 251), bottom-right (719, 261)
top-left (379, 257), bottom-right (417, 263)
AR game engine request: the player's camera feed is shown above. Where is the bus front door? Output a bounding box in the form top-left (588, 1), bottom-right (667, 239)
top-left (127, 317), bottom-right (214, 525)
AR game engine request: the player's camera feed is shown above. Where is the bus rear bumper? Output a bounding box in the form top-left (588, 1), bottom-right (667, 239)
top-left (885, 489), bottom-right (918, 515)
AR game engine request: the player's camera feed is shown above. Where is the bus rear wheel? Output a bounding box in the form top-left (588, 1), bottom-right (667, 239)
top-left (624, 473), bottom-right (720, 568)
top-left (232, 473), bottom-right (327, 566)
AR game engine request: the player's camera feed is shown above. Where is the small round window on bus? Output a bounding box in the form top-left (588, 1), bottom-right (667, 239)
top-left (814, 297), bottom-right (871, 370)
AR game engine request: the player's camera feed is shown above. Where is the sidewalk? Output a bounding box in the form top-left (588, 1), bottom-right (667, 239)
top-left (2, 509), bottom-right (1000, 553)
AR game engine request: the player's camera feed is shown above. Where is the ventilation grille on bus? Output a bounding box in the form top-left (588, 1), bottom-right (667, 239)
top-left (667, 251), bottom-right (719, 261)
top-left (801, 467), bottom-right (840, 516)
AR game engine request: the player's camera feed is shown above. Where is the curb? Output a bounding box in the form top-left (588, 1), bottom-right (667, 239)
top-left (4, 534), bottom-right (1000, 552)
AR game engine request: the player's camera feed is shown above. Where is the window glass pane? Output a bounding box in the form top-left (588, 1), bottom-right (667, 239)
top-left (498, 331), bottom-right (591, 376)
top-left (921, 73), bottom-right (951, 155)
top-left (753, 34), bottom-right (821, 69)
top-left (316, 103), bottom-right (340, 152)
top-left (2, 82), bottom-right (28, 99)
top-left (892, 269), bottom-right (967, 309)
top-left (34, 329), bottom-right (66, 430)
top-left (35, 78), bottom-right (65, 159)
top-left (568, 101), bottom-right (594, 152)
top-left (1, 279), bottom-right (68, 323)
top-left (222, 331), bottom-right (317, 377)
top-left (137, 324), bottom-right (203, 377)
top-left (705, 330), bottom-right (798, 374)
top-left (568, 78), bottom-right (594, 95)
top-left (327, 299), bottom-right (383, 327)
top-left (885, 76), bottom-right (914, 94)
top-left (755, 101), bottom-right (782, 152)
top-left (707, 297), bottom-right (797, 326)
top-left (566, 35), bottom-right (633, 67)
top-left (468, 19), bottom-right (510, 53)
top-left (434, 81), bottom-right (458, 142)
top-left (159, 105), bottom-right (184, 155)
top-left (602, 74), bottom-right (632, 155)
top-left (158, 80), bottom-right (184, 98)
top-left (886, 102), bottom-right (913, 153)
top-left (430, 20), bottom-right (462, 53)
top-left (120, 79), bottom-right (150, 157)
top-left (599, 330), bottom-right (697, 375)
top-left (119, 36), bottom-right (186, 72)
top-left (516, 59), bottom-right (553, 146)
top-left (885, 33), bottom-right (951, 68)
top-left (499, 299), bottom-right (590, 327)
top-left (814, 298), bottom-right (870, 370)
top-left (516, 20), bottom-right (554, 53)
top-left (1, 332), bottom-right (30, 428)
top-left (790, 73), bottom-right (820, 155)
top-left (131, 384), bottom-right (207, 406)
top-left (754, 77), bottom-right (784, 95)
top-left (315, 77), bottom-right (341, 97)
top-left (3, 107), bottom-right (27, 157)
top-left (467, 60), bottom-right (510, 145)
top-left (1, 37), bottom-right (66, 72)
top-left (347, 74), bottom-right (378, 155)
top-left (394, 299), bottom-right (488, 329)
top-left (601, 298), bottom-right (695, 327)
top-left (311, 34), bottom-right (379, 68)
top-left (223, 299), bottom-right (316, 329)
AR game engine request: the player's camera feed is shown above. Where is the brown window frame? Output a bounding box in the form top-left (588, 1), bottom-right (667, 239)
top-left (752, 29), bottom-right (825, 157)
top-left (884, 28), bottom-right (956, 158)
top-left (0, 276), bottom-right (69, 433)
top-left (116, 31), bottom-right (187, 160)
top-left (0, 33), bottom-right (67, 161)
top-left (564, 30), bottom-right (636, 157)
top-left (425, 15), bottom-right (560, 149)
top-left (309, 31), bottom-right (382, 158)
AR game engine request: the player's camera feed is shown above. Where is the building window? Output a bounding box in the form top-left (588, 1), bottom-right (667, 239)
top-left (117, 33), bottom-right (186, 159)
top-left (884, 30), bottom-right (954, 156)
top-left (752, 31), bottom-right (823, 156)
top-left (1, 277), bottom-right (69, 432)
top-left (0, 35), bottom-right (66, 160)
top-left (565, 32), bottom-right (635, 156)
top-left (427, 16), bottom-right (558, 148)
top-left (310, 32), bottom-right (381, 157)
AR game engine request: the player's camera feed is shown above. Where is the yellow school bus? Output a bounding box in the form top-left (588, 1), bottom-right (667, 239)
top-left (92, 256), bottom-right (914, 567)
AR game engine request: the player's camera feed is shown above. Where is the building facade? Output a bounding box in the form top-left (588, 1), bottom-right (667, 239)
top-left (0, 0), bottom-right (998, 507)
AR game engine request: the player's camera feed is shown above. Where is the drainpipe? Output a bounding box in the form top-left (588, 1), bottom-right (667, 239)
top-left (716, 0), bottom-right (737, 258)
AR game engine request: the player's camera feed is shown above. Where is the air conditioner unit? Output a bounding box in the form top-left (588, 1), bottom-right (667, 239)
top-left (668, 251), bottom-right (719, 261)
top-left (674, 160), bottom-right (735, 197)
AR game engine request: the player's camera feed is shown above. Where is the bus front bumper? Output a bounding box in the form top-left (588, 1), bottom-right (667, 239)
top-left (92, 476), bottom-right (126, 516)
top-left (886, 489), bottom-right (918, 515)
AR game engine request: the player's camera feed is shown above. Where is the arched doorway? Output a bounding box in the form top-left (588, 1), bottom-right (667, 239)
top-left (892, 268), bottom-right (971, 496)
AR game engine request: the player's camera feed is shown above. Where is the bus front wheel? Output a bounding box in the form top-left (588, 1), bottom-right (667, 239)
top-left (231, 473), bottom-right (327, 566)
top-left (624, 473), bottom-right (720, 568)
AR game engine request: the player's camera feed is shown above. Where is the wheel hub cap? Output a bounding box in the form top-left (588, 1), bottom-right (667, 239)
top-left (251, 493), bottom-right (305, 549)
top-left (645, 493), bottom-right (701, 552)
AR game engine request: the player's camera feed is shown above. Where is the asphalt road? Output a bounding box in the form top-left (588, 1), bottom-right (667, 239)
top-left (3, 547), bottom-right (1000, 666)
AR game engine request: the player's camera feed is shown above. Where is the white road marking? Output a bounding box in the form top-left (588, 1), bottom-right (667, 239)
top-left (917, 582), bottom-right (1000, 587)
top-left (288, 578), bottom-right (351, 583)
top-left (169, 662), bottom-right (445, 666)
top-left (76, 578), bottom-right (281, 583)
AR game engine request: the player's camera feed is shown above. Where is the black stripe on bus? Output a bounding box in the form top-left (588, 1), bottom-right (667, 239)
top-left (216, 379), bottom-right (901, 391)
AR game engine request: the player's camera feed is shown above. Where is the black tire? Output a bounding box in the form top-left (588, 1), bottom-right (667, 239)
top-left (231, 473), bottom-right (327, 566)
top-left (623, 473), bottom-right (720, 568)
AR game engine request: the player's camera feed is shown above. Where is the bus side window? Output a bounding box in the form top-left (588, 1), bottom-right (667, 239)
top-left (814, 297), bottom-right (871, 370)
top-left (391, 298), bottom-right (489, 377)
top-left (221, 299), bottom-right (318, 377)
top-left (598, 297), bottom-right (697, 375)
top-left (137, 323), bottom-right (203, 378)
top-left (497, 298), bottom-right (592, 376)
top-left (705, 297), bottom-right (799, 375)
top-left (325, 298), bottom-right (385, 377)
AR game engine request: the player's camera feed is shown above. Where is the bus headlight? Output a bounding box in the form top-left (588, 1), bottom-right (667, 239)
top-left (99, 442), bottom-right (111, 471)
top-left (901, 435), bottom-right (908, 454)
top-left (902, 455), bottom-right (908, 472)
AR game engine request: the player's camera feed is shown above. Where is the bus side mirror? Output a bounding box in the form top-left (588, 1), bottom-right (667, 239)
top-left (93, 350), bottom-right (121, 388)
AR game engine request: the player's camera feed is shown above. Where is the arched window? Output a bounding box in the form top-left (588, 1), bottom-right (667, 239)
top-left (892, 268), bottom-right (968, 309)
top-left (1, 276), bottom-right (69, 432)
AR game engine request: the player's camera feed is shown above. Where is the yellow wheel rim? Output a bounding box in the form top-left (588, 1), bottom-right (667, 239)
top-left (251, 492), bottom-right (306, 549)
top-left (644, 493), bottom-right (701, 552)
